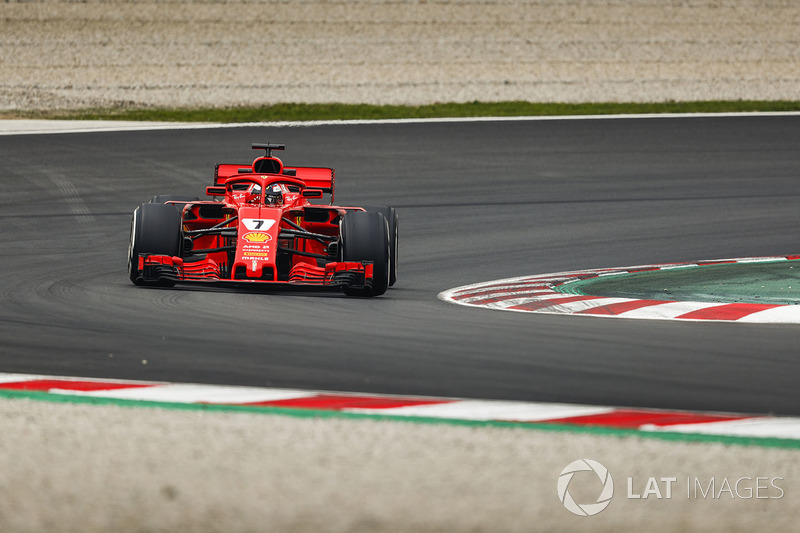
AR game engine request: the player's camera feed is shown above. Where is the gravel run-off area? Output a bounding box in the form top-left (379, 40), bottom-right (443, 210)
top-left (1, 0), bottom-right (799, 110)
top-left (1, 397), bottom-right (799, 532)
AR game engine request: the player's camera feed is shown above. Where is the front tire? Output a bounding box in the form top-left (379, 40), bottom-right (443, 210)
top-left (340, 210), bottom-right (390, 297)
top-left (128, 203), bottom-right (183, 286)
top-left (363, 205), bottom-right (398, 286)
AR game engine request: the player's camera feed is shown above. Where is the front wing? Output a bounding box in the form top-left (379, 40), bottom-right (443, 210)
top-left (136, 254), bottom-right (374, 290)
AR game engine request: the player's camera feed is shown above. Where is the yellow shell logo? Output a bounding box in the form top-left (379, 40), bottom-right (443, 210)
top-left (242, 232), bottom-right (271, 243)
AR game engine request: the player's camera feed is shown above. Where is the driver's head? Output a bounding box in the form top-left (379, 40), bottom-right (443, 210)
top-left (265, 183), bottom-right (283, 205)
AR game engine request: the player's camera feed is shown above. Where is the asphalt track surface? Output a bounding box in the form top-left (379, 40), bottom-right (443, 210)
top-left (2, 116), bottom-right (800, 416)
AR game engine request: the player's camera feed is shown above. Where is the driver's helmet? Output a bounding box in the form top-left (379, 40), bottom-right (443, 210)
top-left (265, 183), bottom-right (283, 205)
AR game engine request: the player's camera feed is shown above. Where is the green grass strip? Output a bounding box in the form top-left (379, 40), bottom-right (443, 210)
top-left (2, 388), bottom-right (798, 450)
top-left (2, 100), bottom-right (800, 123)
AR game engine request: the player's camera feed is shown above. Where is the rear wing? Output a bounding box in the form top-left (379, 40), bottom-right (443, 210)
top-left (285, 167), bottom-right (335, 196)
top-left (214, 164), bottom-right (252, 184)
top-left (214, 164), bottom-right (335, 200)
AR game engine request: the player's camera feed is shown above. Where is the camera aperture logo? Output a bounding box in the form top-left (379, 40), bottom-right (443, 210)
top-left (557, 459), bottom-right (614, 517)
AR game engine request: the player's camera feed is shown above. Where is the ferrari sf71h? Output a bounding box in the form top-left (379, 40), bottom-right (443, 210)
top-left (128, 143), bottom-right (398, 296)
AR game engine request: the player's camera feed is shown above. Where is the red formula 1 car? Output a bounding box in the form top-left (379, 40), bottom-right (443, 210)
top-left (128, 143), bottom-right (398, 296)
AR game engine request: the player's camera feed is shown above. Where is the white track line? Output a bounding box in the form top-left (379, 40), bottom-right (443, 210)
top-left (2, 112), bottom-right (800, 135)
top-left (52, 383), bottom-right (318, 404)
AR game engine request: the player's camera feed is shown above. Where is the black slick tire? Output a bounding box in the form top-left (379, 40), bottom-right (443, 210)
top-left (363, 205), bottom-right (398, 286)
top-left (340, 210), bottom-right (390, 297)
top-left (128, 203), bottom-right (183, 286)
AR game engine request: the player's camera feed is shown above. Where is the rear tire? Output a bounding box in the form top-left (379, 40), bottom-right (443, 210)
top-left (128, 203), bottom-right (183, 286)
top-left (340, 211), bottom-right (390, 297)
top-left (363, 205), bottom-right (398, 286)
